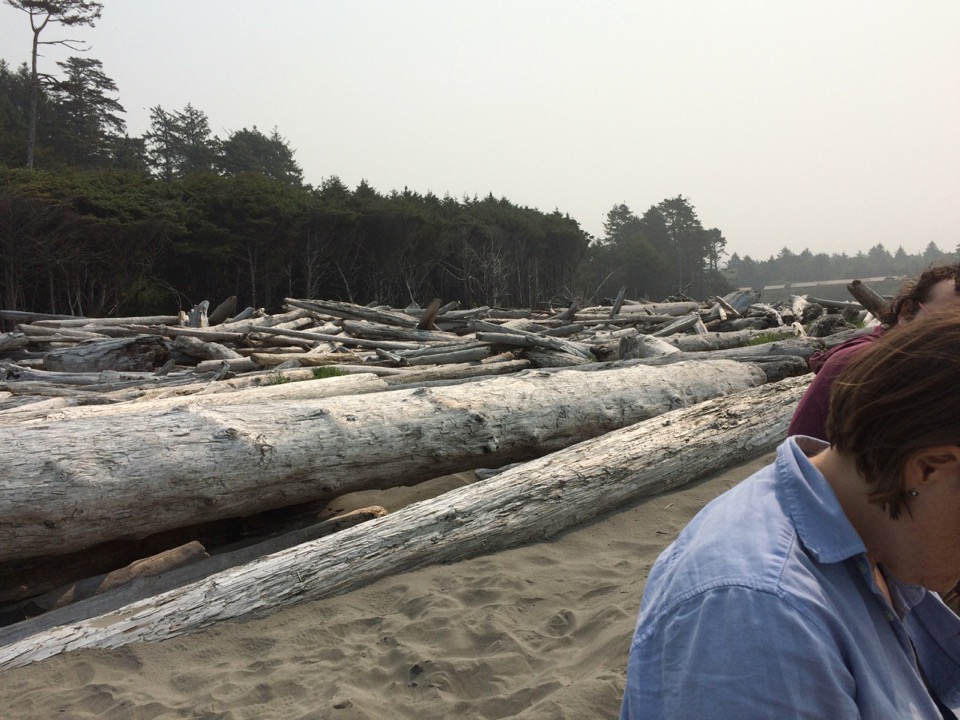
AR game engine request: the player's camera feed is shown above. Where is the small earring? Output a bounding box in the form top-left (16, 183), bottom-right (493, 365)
top-left (907, 490), bottom-right (919, 497)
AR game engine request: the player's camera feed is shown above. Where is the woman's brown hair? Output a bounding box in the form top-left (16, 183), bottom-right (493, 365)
top-left (880, 263), bottom-right (960, 325)
top-left (827, 309), bottom-right (960, 518)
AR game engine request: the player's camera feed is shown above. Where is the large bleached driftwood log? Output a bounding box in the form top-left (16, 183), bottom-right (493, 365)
top-left (0, 360), bottom-right (765, 563)
top-left (633, 336), bottom-right (821, 365)
top-left (0, 370), bottom-right (390, 423)
top-left (26, 314), bottom-right (181, 328)
top-left (0, 373), bottom-right (391, 424)
top-left (0, 375), bottom-right (808, 669)
top-left (42, 336), bottom-right (170, 372)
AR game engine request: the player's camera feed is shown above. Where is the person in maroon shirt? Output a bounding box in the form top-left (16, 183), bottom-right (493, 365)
top-left (789, 264), bottom-right (960, 442)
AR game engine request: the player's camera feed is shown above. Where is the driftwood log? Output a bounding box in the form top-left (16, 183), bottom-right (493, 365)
top-left (0, 360), bottom-right (766, 563)
top-left (42, 336), bottom-right (170, 372)
top-left (0, 371), bottom-right (391, 424)
top-left (846, 279), bottom-right (888, 318)
top-left (0, 375), bottom-right (808, 670)
top-left (1, 373), bottom-right (392, 423)
top-left (171, 334), bottom-right (242, 361)
top-left (665, 324), bottom-right (802, 352)
top-left (12, 541), bottom-right (209, 617)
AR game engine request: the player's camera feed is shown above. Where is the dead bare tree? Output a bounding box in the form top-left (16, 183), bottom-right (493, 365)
top-left (5, 0), bottom-right (104, 169)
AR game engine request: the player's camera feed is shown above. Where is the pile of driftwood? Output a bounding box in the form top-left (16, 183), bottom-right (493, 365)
top-left (0, 285), bottom-right (878, 670)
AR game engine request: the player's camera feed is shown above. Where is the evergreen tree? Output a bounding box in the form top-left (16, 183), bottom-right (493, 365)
top-left (219, 125), bottom-right (303, 186)
top-left (0, 60), bottom-right (31, 166)
top-left (600, 203), bottom-right (671, 299)
top-left (702, 227), bottom-right (726, 273)
top-left (144, 104), bottom-right (218, 179)
top-left (176, 103), bottom-right (218, 175)
top-left (657, 195), bottom-right (709, 295)
top-left (50, 56), bottom-right (124, 167)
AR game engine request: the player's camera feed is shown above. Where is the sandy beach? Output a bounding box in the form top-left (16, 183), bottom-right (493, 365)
top-left (0, 450), bottom-right (776, 719)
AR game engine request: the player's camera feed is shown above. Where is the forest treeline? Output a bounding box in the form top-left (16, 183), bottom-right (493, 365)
top-left (0, 163), bottom-right (595, 315)
top-left (1, 0), bottom-right (955, 316)
top-left (729, 243), bottom-right (959, 290)
top-left (0, 43), bottom-right (734, 316)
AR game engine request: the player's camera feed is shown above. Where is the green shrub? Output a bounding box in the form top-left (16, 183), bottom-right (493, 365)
top-left (745, 332), bottom-right (786, 347)
top-left (312, 366), bottom-right (345, 379)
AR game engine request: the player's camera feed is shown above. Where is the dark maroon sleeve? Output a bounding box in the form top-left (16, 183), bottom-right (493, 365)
top-left (787, 347), bottom-right (860, 442)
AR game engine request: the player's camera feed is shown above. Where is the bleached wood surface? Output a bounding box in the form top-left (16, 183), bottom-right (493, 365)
top-left (0, 373), bottom-right (390, 423)
top-left (664, 324), bottom-right (802, 352)
top-left (42, 336), bottom-right (170, 372)
top-left (0, 375), bottom-right (807, 670)
top-left (0, 360), bottom-right (765, 563)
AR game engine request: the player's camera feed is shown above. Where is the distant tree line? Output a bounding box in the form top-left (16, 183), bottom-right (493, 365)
top-left (1, 36), bottom-right (735, 315)
top-left (728, 242), bottom-right (959, 290)
top-left (0, 164), bottom-right (595, 316)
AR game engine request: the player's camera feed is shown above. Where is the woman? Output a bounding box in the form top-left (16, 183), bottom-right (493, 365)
top-left (620, 310), bottom-right (960, 718)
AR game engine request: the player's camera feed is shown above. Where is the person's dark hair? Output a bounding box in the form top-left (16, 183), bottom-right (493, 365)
top-left (880, 263), bottom-right (960, 325)
top-left (827, 309), bottom-right (960, 519)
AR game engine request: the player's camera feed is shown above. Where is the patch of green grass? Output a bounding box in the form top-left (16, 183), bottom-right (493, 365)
top-left (745, 332), bottom-right (786, 347)
top-left (267, 371), bottom-right (292, 385)
top-left (312, 366), bottom-right (345, 380)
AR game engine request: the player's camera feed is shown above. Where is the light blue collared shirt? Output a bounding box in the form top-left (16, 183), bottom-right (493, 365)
top-left (620, 437), bottom-right (960, 719)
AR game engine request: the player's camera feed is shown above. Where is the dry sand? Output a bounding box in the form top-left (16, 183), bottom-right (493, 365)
top-left (0, 450), bottom-right (776, 720)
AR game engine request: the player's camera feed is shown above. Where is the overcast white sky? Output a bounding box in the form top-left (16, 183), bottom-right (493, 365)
top-left (2, 1), bottom-right (958, 261)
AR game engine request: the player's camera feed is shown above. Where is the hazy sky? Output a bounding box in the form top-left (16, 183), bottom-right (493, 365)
top-left (2, 1), bottom-right (958, 260)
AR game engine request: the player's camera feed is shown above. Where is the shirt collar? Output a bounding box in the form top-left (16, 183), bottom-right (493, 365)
top-left (777, 436), bottom-right (868, 564)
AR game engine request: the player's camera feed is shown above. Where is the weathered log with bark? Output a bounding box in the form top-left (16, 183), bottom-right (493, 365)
top-left (651, 312), bottom-right (702, 337)
top-left (18, 325), bottom-right (109, 341)
top-left (0, 333), bottom-right (29, 353)
top-left (664, 324), bottom-right (802, 352)
top-left (471, 319), bottom-right (593, 358)
top-left (171, 334), bottom-right (243, 361)
top-left (27, 314), bottom-right (181, 328)
top-left (634, 336), bottom-right (822, 364)
top-left (250, 350), bottom-right (382, 367)
top-left (0, 360), bottom-right (766, 563)
top-left (519, 348), bottom-right (592, 367)
top-left (0, 375), bottom-right (808, 669)
top-left (398, 343), bottom-right (494, 365)
top-left (806, 296), bottom-right (864, 311)
top-left (42, 336), bottom-right (170, 372)
top-left (1, 366), bottom-right (165, 387)
top-left (846, 279), bottom-right (889, 318)
top-left (581, 300), bottom-right (701, 318)
top-left (285, 297), bottom-right (418, 327)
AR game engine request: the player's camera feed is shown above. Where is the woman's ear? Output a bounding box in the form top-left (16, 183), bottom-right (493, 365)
top-left (904, 445), bottom-right (960, 490)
